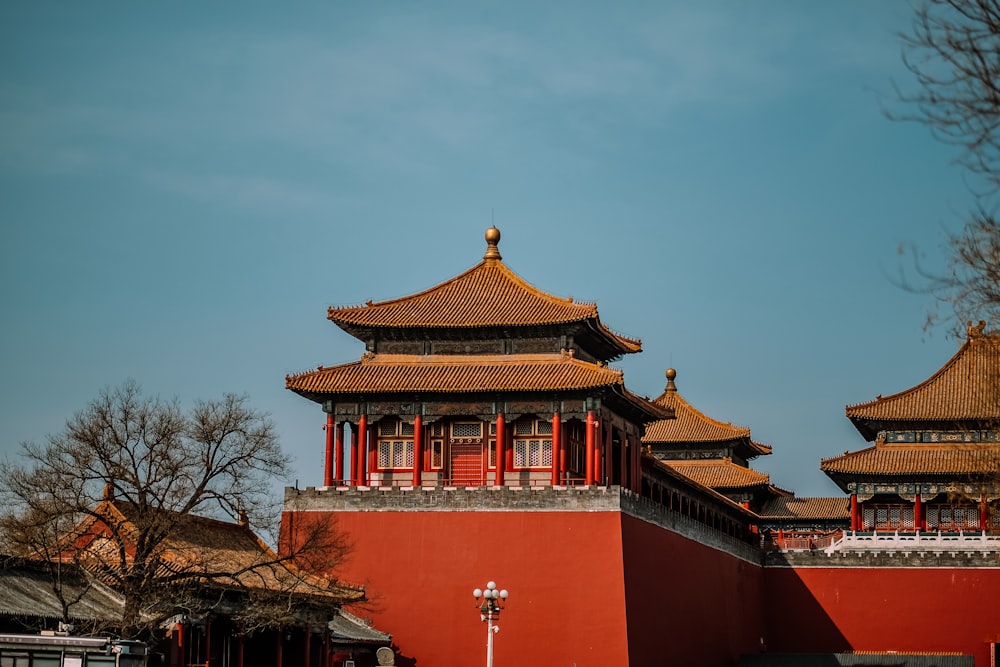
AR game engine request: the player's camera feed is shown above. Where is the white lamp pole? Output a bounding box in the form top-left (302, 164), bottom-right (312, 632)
top-left (473, 580), bottom-right (509, 667)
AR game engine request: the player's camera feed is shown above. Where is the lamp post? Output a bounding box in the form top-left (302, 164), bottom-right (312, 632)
top-left (473, 580), bottom-right (508, 667)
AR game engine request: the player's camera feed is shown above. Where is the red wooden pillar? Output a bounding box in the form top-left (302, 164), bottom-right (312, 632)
top-left (303, 628), bottom-right (310, 667)
top-left (236, 629), bottom-right (244, 667)
top-left (356, 415), bottom-right (368, 486)
top-left (365, 417), bottom-right (377, 486)
top-left (494, 413), bottom-right (505, 487)
top-left (632, 433), bottom-right (641, 493)
top-left (593, 421), bottom-right (603, 485)
top-left (334, 422), bottom-right (344, 484)
top-left (413, 415), bottom-right (424, 487)
top-left (913, 493), bottom-right (922, 532)
top-left (550, 412), bottom-right (561, 485)
top-left (349, 422), bottom-right (359, 486)
top-left (585, 411), bottom-right (596, 485)
top-left (850, 494), bottom-right (859, 531)
top-left (205, 617), bottom-right (212, 667)
top-left (981, 495), bottom-right (989, 531)
top-left (324, 413), bottom-right (335, 487)
top-left (619, 430), bottom-right (628, 489)
top-left (604, 425), bottom-right (613, 486)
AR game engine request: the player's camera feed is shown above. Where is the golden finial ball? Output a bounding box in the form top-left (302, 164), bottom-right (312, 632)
top-left (666, 368), bottom-right (676, 381)
top-left (485, 226), bottom-right (501, 245)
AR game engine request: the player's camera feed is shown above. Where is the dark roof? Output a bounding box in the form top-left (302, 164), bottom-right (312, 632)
top-left (329, 609), bottom-right (391, 645)
top-left (846, 323), bottom-right (1000, 439)
top-left (0, 557), bottom-right (125, 622)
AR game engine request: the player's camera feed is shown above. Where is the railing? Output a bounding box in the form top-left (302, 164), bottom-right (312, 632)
top-left (321, 476), bottom-right (596, 489)
top-left (823, 530), bottom-right (1000, 554)
top-left (766, 532), bottom-right (842, 552)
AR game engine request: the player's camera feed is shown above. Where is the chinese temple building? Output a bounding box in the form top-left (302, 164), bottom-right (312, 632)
top-left (286, 226), bottom-right (668, 492)
top-left (821, 320), bottom-right (1000, 533)
top-left (642, 367), bottom-right (783, 512)
top-left (281, 228), bottom-right (769, 667)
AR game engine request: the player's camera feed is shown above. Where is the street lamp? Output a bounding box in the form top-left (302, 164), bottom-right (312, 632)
top-left (472, 580), bottom-right (509, 667)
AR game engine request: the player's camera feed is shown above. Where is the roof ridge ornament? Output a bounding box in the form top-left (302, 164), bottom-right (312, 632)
top-left (483, 226), bottom-right (502, 260)
top-left (967, 319), bottom-right (987, 338)
top-left (665, 368), bottom-right (677, 392)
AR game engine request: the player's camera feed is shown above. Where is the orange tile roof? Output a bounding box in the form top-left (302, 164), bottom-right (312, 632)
top-left (326, 231), bottom-right (641, 357)
top-left (642, 370), bottom-right (772, 456)
top-left (662, 458), bottom-right (772, 490)
top-left (288, 352), bottom-right (629, 395)
top-left (820, 443), bottom-right (1000, 476)
top-left (758, 496), bottom-right (850, 520)
top-left (846, 327), bottom-right (1000, 425)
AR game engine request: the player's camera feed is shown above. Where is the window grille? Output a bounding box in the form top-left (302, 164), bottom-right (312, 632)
top-left (379, 421), bottom-right (397, 436)
top-left (514, 421), bottom-right (533, 436)
top-left (536, 420), bottom-right (552, 435)
top-left (430, 440), bottom-right (444, 469)
top-left (514, 439), bottom-right (552, 468)
top-left (400, 422), bottom-right (414, 436)
top-left (452, 422), bottom-right (483, 438)
top-left (431, 423), bottom-right (444, 437)
top-left (378, 441), bottom-right (414, 469)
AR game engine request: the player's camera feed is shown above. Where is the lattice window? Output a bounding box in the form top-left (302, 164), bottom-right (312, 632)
top-left (430, 439), bottom-right (444, 469)
top-left (488, 439), bottom-right (497, 468)
top-left (513, 418), bottom-right (553, 468)
top-left (376, 419), bottom-right (414, 470)
top-left (452, 422), bottom-right (483, 438)
top-left (431, 422), bottom-right (444, 437)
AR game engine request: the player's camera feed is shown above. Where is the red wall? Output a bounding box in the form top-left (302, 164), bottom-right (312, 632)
top-left (621, 515), bottom-right (766, 666)
top-left (765, 566), bottom-right (1000, 666)
top-left (297, 510), bottom-right (630, 667)
top-left (284, 509), bottom-right (769, 667)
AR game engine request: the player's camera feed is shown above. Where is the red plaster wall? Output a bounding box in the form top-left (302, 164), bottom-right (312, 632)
top-left (291, 510), bottom-right (631, 667)
top-left (621, 516), bottom-right (766, 666)
top-left (765, 567), bottom-right (1000, 666)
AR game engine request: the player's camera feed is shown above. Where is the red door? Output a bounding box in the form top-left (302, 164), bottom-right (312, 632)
top-left (450, 441), bottom-right (484, 486)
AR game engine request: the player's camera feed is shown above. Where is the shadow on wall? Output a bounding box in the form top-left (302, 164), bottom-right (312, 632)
top-left (739, 653), bottom-right (973, 666)
top-left (761, 567), bottom-right (850, 655)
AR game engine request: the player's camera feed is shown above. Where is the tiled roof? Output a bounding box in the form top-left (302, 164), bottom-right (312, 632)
top-left (846, 328), bottom-right (1000, 424)
top-left (91, 501), bottom-right (363, 603)
top-left (326, 231), bottom-right (641, 357)
top-left (758, 496), bottom-right (850, 520)
top-left (330, 608), bottom-right (392, 644)
top-left (642, 371), bottom-right (772, 456)
top-left (820, 443), bottom-right (1000, 476)
top-left (288, 352), bottom-right (627, 395)
top-left (662, 459), bottom-right (771, 489)
top-left (0, 557), bottom-right (125, 622)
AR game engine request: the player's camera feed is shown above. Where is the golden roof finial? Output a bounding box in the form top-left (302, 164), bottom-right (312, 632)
top-left (967, 319), bottom-right (987, 338)
top-left (484, 226), bottom-right (502, 260)
top-left (665, 368), bottom-right (677, 392)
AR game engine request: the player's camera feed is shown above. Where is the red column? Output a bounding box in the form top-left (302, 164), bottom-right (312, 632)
top-left (850, 494), bottom-right (859, 531)
top-left (349, 422), bottom-right (359, 486)
top-left (632, 433), bottom-right (641, 493)
top-left (334, 421), bottom-right (344, 484)
top-left (494, 413), bottom-right (505, 487)
top-left (357, 415), bottom-right (368, 486)
top-left (413, 415), bottom-right (423, 487)
top-left (303, 628), bottom-right (310, 667)
top-left (619, 429), bottom-right (628, 489)
top-left (585, 411), bottom-right (596, 485)
top-left (550, 412), bottom-right (561, 485)
top-left (604, 425), bottom-right (613, 486)
top-left (365, 417), bottom-right (377, 486)
top-left (594, 422), bottom-right (603, 485)
top-left (914, 493), bottom-right (922, 532)
top-left (981, 495), bottom-right (989, 532)
top-left (324, 413), bottom-right (335, 487)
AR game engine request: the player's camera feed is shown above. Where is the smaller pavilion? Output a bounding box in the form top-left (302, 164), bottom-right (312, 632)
top-left (642, 368), bottom-right (785, 512)
top-left (822, 321), bottom-right (1000, 532)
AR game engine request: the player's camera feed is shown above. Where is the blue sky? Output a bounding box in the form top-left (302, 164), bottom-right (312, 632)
top-left (0, 2), bottom-right (979, 497)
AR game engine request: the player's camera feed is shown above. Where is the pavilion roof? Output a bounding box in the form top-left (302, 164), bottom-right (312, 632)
top-left (846, 322), bottom-right (1000, 440)
top-left (642, 369), bottom-right (772, 457)
top-left (757, 496), bottom-right (850, 520)
top-left (325, 228), bottom-right (641, 359)
top-left (0, 557), bottom-right (126, 623)
top-left (661, 458), bottom-right (772, 490)
top-left (820, 442), bottom-right (1000, 477)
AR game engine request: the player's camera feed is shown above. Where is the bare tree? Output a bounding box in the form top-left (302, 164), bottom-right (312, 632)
top-left (0, 381), bottom-right (352, 639)
top-left (893, 0), bottom-right (1000, 327)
